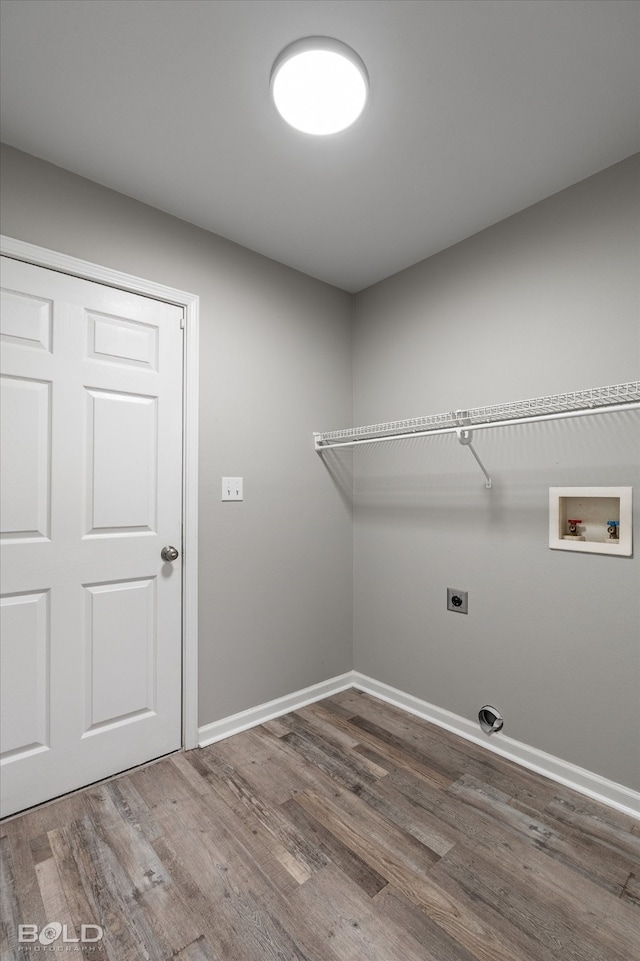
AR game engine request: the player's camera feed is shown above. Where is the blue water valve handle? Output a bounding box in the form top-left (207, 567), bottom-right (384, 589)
top-left (607, 520), bottom-right (619, 539)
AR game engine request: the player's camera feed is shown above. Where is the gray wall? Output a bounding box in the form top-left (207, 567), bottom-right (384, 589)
top-left (2, 143), bottom-right (638, 791)
top-left (352, 154), bottom-right (640, 789)
top-left (0, 144), bottom-right (354, 728)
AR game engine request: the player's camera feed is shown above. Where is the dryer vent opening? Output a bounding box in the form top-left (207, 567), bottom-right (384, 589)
top-left (478, 705), bottom-right (504, 735)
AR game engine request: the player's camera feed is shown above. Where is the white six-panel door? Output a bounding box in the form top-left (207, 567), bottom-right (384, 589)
top-left (0, 256), bottom-right (183, 817)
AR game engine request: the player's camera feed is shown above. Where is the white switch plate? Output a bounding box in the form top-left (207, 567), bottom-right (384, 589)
top-left (222, 477), bottom-right (243, 501)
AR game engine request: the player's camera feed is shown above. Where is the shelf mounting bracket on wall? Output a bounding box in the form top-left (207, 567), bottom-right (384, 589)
top-left (455, 428), bottom-right (492, 488)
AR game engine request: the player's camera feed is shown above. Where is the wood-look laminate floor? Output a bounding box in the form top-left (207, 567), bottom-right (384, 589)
top-left (1, 689), bottom-right (639, 961)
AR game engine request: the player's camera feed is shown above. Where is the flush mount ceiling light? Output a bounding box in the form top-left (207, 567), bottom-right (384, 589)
top-left (270, 37), bottom-right (369, 135)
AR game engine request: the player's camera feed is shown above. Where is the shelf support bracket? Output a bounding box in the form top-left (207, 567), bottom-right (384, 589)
top-left (456, 428), bottom-right (492, 489)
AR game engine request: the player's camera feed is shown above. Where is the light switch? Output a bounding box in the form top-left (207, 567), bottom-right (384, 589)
top-left (222, 476), bottom-right (243, 501)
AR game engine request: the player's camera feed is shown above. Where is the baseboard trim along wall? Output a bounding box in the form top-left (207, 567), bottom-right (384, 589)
top-left (197, 673), bottom-right (354, 746)
top-left (198, 670), bottom-right (640, 819)
top-left (350, 673), bottom-right (640, 819)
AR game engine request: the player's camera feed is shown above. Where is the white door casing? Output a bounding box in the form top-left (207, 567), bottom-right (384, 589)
top-left (0, 246), bottom-right (199, 817)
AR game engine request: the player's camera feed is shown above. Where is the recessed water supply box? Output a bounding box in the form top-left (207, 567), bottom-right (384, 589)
top-left (549, 487), bottom-right (633, 556)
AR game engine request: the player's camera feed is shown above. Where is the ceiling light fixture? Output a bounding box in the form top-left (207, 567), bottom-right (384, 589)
top-left (270, 37), bottom-right (369, 136)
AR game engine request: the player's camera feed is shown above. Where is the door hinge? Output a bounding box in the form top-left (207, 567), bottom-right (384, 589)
top-left (180, 314), bottom-right (185, 330)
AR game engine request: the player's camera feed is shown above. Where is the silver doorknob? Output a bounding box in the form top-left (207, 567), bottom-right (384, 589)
top-left (161, 545), bottom-right (179, 562)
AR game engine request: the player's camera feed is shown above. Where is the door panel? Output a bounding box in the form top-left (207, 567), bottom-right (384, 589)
top-left (0, 256), bottom-right (183, 817)
top-left (0, 287), bottom-right (52, 350)
top-left (84, 577), bottom-right (156, 730)
top-left (0, 590), bottom-right (50, 757)
top-left (0, 375), bottom-right (51, 540)
top-left (86, 388), bottom-right (157, 534)
top-left (88, 311), bottom-right (159, 369)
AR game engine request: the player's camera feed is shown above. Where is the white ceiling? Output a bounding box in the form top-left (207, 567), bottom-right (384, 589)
top-left (1, 0), bottom-right (639, 292)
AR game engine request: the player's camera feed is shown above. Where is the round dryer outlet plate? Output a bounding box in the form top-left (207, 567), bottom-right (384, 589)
top-left (447, 588), bottom-right (468, 614)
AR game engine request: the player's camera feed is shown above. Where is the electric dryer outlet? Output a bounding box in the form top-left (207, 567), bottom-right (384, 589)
top-left (447, 588), bottom-right (468, 614)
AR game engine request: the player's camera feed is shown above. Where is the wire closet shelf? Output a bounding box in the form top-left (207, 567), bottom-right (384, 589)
top-left (314, 382), bottom-right (640, 488)
top-left (314, 381), bottom-right (640, 451)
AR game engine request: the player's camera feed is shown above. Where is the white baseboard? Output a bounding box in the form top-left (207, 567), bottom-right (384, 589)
top-left (352, 672), bottom-right (640, 819)
top-left (197, 673), bottom-right (353, 747)
top-left (198, 670), bottom-right (640, 819)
